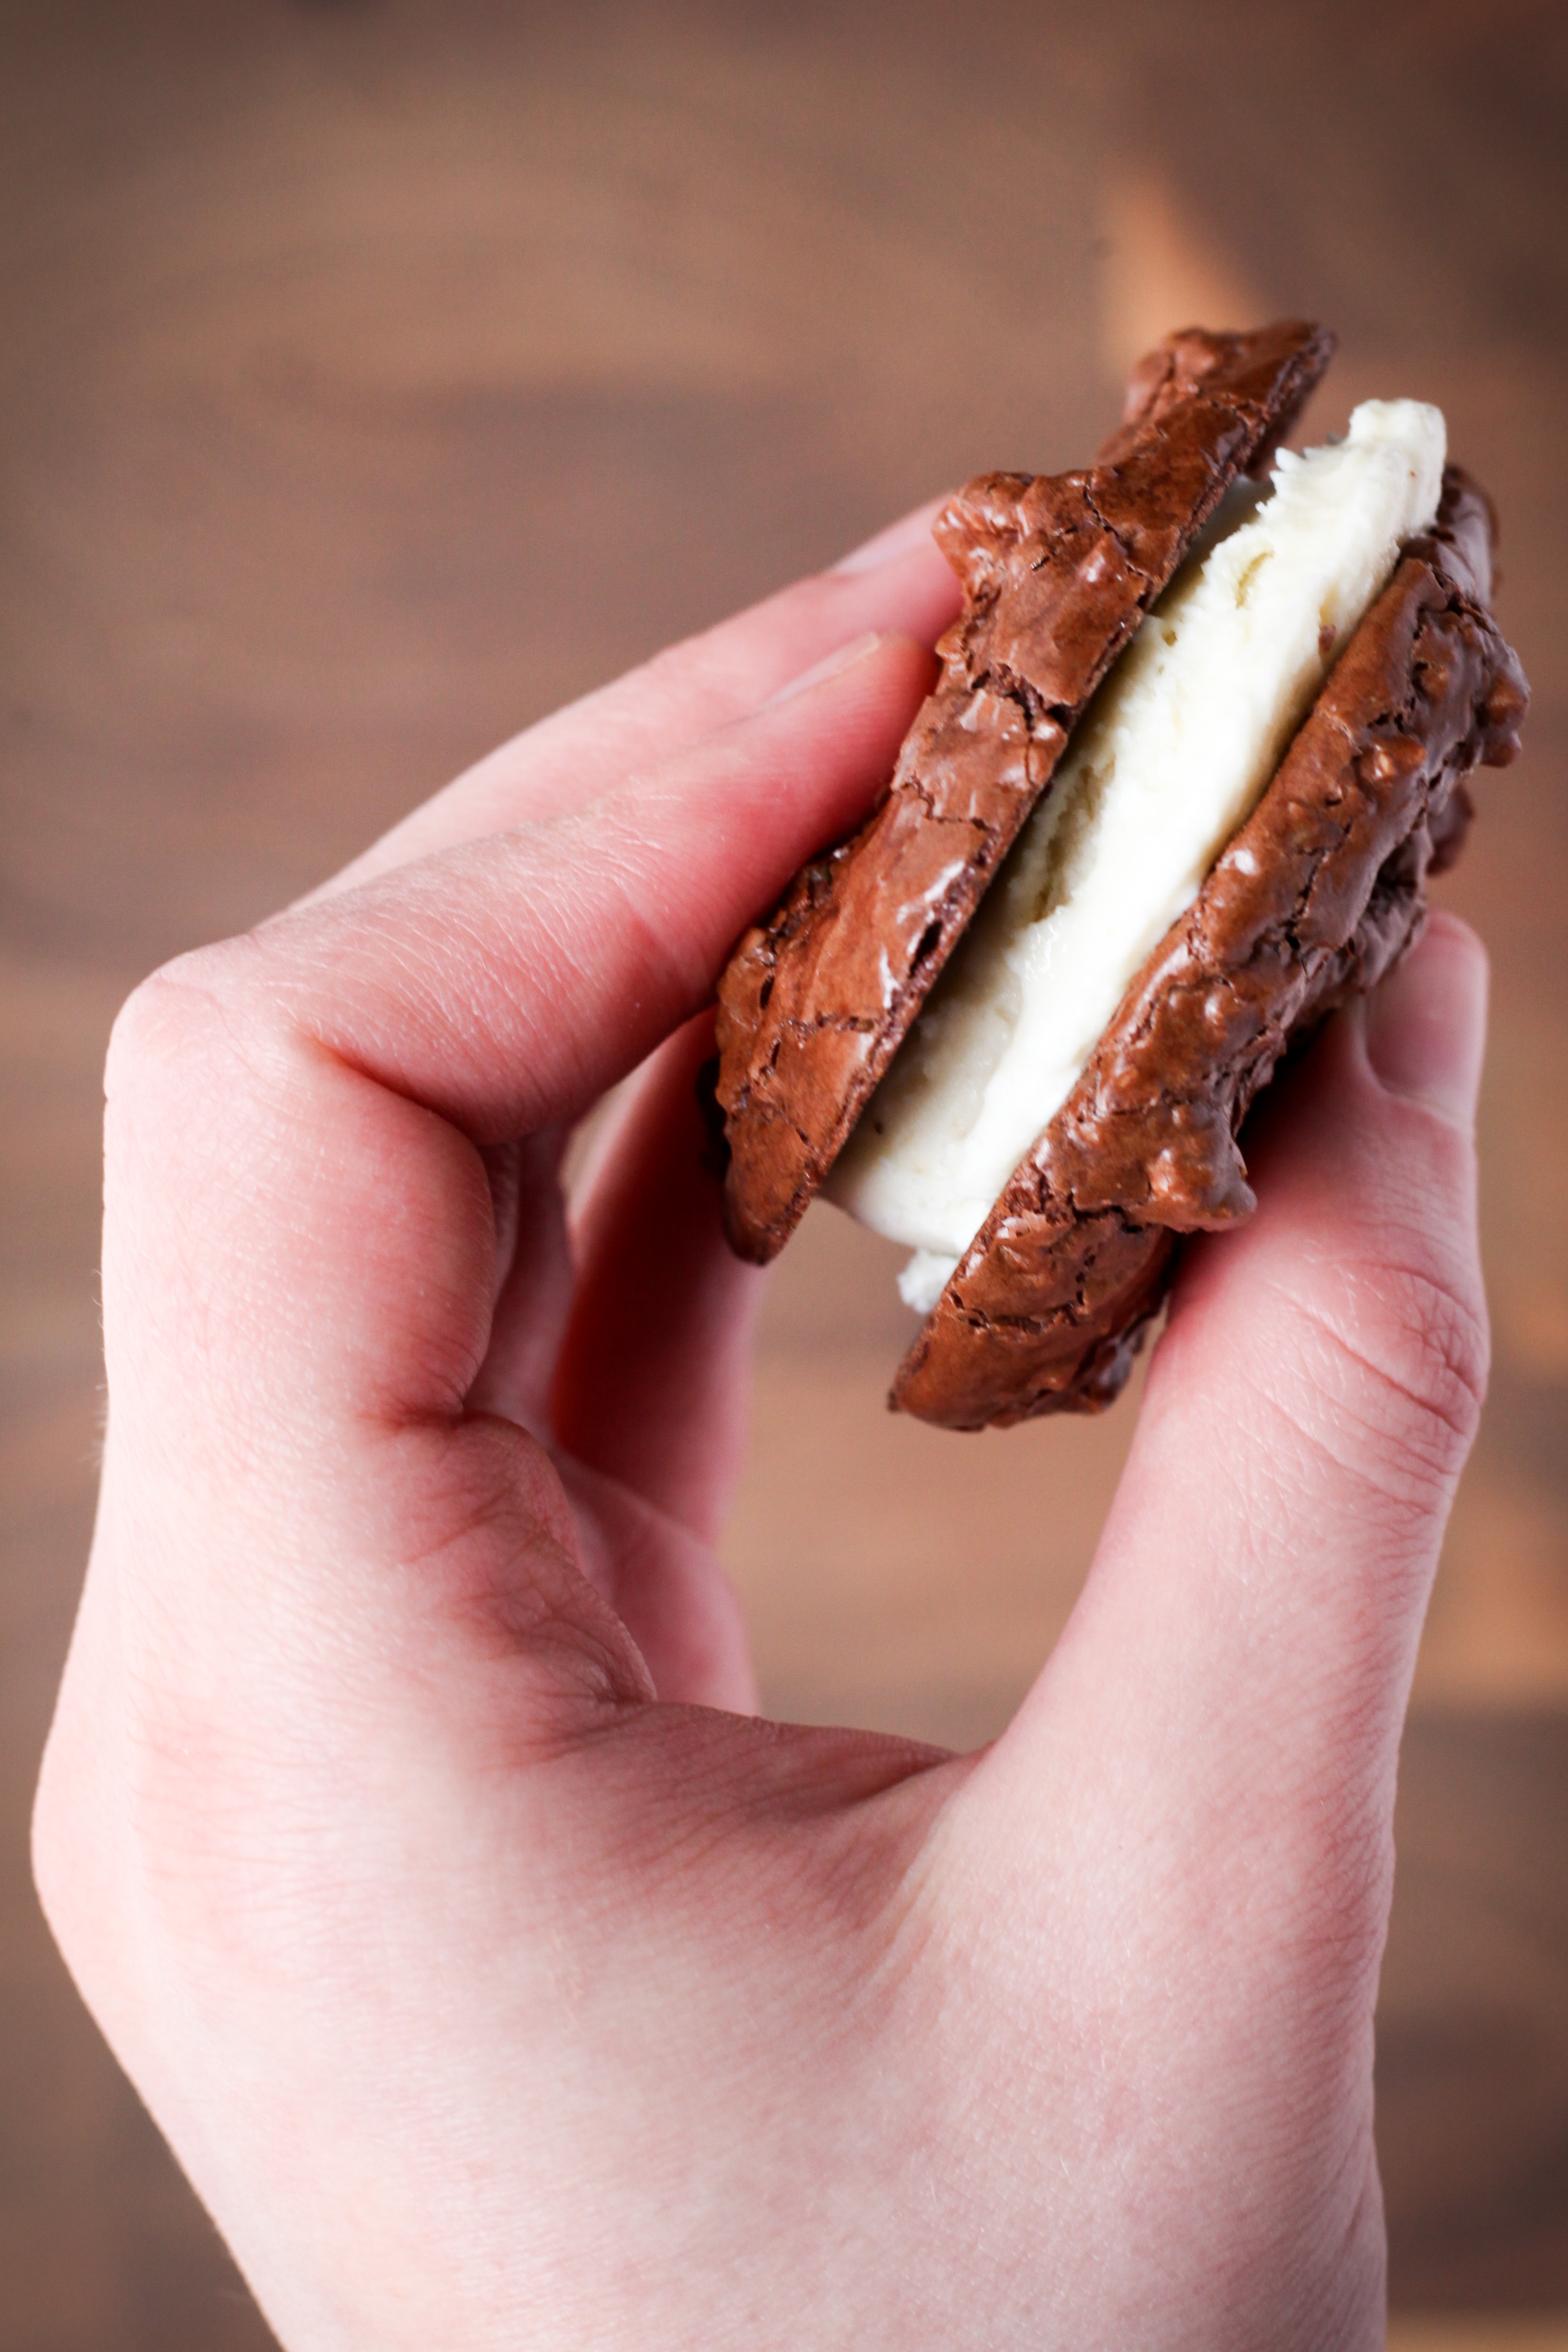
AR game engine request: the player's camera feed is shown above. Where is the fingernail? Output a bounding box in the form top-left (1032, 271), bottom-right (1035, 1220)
top-left (830, 501), bottom-right (944, 575)
top-left (759, 631), bottom-right (883, 710)
top-left (1362, 912), bottom-right (1489, 1135)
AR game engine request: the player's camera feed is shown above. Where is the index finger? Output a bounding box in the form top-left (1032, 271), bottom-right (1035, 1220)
top-left (109, 631), bottom-right (937, 1436)
top-left (86, 629), bottom-right (933, 1759)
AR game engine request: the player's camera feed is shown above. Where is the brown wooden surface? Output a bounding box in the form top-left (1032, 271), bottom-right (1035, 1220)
top-left (2, 2), bottom-right (1565, 2342)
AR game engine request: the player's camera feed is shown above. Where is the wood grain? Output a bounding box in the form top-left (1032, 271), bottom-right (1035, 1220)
top-left (1, 1), bottom-right (1565, 2340)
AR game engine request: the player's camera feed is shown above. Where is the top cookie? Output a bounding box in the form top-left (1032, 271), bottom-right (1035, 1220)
top-left (713, 321), bottom-right (1336, 1262)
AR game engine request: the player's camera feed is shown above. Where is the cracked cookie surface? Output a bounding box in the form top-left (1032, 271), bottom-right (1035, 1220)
top-left (890, 468), bottom-right (1529, 1428)
top-left (713, 321), bottom-right (1336, 1262)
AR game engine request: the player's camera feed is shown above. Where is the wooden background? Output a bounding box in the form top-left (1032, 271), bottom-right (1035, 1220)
top-left (1, 1), bottom-right (1565, 2341)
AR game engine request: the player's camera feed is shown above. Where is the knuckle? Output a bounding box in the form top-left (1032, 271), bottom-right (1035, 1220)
top-left (1297, 1250), bottom-right (1489, 1497)
top-left (31, 1752), bottom-right (80, 1952)
top-left (106, 944), bottom-right (254, 1095)
top-left (32, 1692), bottom-right (122, 2008)
top-left (1370, 1257), bottom-right (1489, 1440)
top-left (104, 943), bottom-right (280, 1188)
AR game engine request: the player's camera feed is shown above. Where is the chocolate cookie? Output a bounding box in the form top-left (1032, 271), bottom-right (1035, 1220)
top-left (890, 467), bottom-right (1528, 1428)
top-left (714, 321), bottom-right (1336, 1262)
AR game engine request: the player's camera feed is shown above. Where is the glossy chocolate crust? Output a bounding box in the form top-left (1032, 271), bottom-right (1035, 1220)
top-left (891, 467), bottom-right (1529, 1430)
top-left (714, 321), bottom-right (1335, 1262)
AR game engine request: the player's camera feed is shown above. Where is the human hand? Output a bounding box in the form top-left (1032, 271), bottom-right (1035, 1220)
top-left (35, 506), bottom-right (1489, 2350)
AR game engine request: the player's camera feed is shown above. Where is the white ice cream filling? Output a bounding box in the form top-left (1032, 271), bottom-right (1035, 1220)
top-left (825, 399), bottom-right (1447, 1314)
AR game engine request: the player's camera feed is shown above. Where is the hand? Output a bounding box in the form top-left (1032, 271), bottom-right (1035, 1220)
top-left (35, 505), bottom-right (1489, 2351)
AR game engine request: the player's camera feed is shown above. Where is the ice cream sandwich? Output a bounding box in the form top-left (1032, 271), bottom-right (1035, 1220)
top-left (710, 324), bottom-right (1528, 1428)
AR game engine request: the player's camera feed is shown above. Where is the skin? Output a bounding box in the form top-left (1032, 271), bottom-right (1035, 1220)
top-left (33, 503), bottom-right (1490, 2350)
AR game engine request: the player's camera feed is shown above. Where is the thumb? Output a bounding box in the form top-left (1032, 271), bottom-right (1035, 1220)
top-left (965, 911), bottom-right (1487, 2039)
top-left (1100, 906), bottom-right (1489, 1754)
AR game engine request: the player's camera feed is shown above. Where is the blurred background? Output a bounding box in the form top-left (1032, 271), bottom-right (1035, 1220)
top-left (1, 1), bottom-right (1564, 2342)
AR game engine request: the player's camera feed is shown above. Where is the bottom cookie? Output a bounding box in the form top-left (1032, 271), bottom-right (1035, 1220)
top-left (891, 469), bottom-right (1527, 1431)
